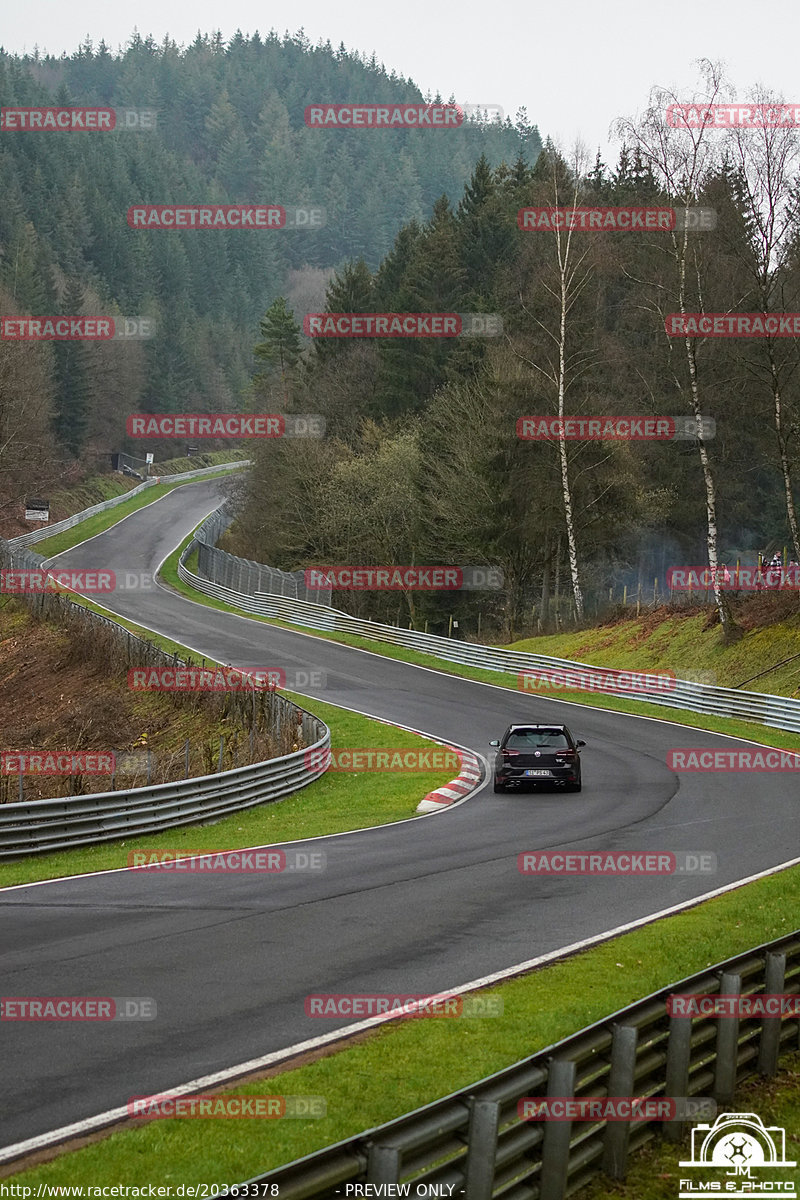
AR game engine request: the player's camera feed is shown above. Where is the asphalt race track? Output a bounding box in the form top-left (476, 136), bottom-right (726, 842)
top-left (1, 478), bottom-right (798, 1152)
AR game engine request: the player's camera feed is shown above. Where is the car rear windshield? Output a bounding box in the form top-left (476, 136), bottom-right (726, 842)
top-left (506, 730), bottom-right (569, 749)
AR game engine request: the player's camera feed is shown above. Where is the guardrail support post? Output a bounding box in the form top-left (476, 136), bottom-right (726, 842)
top-left (367, 1143), bottom-right (401, 1183)
top-left (540, 1059), bottom-right (575, 1200)
top-left (757, 952), bottom-right (786, 1076)
top-left (714, 971), bottom-right (742, 1105)
top-left (464, 1098), bottom-right (500, 1200)
top-left (602, 1024), bottom-right (638, 1179)
top-left (663, 1015), bottom-right (692, 1143)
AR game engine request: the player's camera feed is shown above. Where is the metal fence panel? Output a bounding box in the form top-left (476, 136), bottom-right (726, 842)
top-left (190, 508), bottom-right (332, 605)
top-left (217, 933), bottom-right (800, 1200)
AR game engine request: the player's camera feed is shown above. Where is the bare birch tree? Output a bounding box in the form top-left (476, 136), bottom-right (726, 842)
top-left (514, 141), bottom-right (598, 621)
top-left (615, 60), bottom-right (738, 639)
top-left (726, 84), bottom-right (800, 559)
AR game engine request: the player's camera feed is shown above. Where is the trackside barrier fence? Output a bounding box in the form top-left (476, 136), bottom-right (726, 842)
top-left (0, 736), bottom-right (328, 859)
top-left (0, 540), bottom-right (329, 857)
top-left (193, 507), bottom-right (332, 605)
top-left (181, 507), bottom-right (800, 736)
top-left (6, 460), bottom-right (248, 549)
top-left (220, 933), bottom-right (800, 1200)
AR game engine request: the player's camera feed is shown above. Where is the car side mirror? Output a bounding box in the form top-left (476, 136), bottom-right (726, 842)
top-left (576, 739), bottom-right (586, 748)
top-left (489, 739), bottom-right (500, 747)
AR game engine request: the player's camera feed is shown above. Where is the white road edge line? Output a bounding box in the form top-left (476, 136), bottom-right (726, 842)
top-left (2, 851), bottom-right (799, 1164)
top-left (40, 474), bottom-right (240, 568)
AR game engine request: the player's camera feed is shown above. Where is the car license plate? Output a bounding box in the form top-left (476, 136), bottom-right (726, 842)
top-left (525, 769), bottom-right (551, 776)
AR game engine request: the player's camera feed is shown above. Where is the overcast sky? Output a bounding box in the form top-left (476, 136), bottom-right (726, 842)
top-left (4, 0), bottom-right (798, 163)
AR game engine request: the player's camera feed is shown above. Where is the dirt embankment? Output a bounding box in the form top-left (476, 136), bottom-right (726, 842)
top-left (0, 604), bottom-right (295, 802)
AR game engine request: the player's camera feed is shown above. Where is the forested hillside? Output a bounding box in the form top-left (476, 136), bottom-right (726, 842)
top-left (0, 31), bottom-right (539, 509)
top-left (230, 72), bottom-right (800, 638)
top-left (3, 40), bottom-right (798, 645)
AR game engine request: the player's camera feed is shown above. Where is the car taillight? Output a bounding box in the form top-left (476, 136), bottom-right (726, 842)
top-left (502, 749), bottom-right (519, 757)
top-left (556, 750), bottom-right (575, 758)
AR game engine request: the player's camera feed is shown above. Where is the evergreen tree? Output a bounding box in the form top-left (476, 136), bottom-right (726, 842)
top-left (586, 151), bottom-right (607, 194)
top-left (312, 259), bottom-right (374, 364)
top-left (52, 279), bottom-right (90, 456)
top-left (254, 297), bottom-right (302, 402)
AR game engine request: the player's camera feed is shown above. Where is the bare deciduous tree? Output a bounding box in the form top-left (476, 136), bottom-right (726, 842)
top-left (514, 141), bottom-right (599, 621)
top-left (726, 84), bottom-right (800, 559)
top-left (615, 59), bottom-right (739, 639)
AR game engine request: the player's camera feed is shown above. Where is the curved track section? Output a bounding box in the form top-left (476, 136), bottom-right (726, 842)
top-left (1, 479), bottom-right (797, 1151)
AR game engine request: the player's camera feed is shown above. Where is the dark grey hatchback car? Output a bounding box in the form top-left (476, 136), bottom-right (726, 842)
top-left (490, 723), bottom-right (585, 793)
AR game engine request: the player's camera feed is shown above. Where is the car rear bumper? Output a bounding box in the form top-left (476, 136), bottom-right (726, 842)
top-left (496, 767), bottom-right (579, 785)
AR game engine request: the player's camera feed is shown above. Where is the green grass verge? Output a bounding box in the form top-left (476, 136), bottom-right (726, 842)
top-left (152, 450), bottom-right (248, 476)
top-left (5, 866), bottom-right (798, 1185)
top-left (33, 462), bottom-right (247, 559)
top-left (0, 589), bottom-right (459, 889)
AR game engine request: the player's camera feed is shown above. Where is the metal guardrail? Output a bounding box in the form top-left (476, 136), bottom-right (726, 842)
top-left (222, 932), bottom-right (800, 1200)
top-left (7, 460), bottom-right (249, 548)
top-left (180, 508), bottom-right (800, 736)
top-left (0, 722), bottom-right (329, 858)
top-left (0, 532), bottom-right (329, 858)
